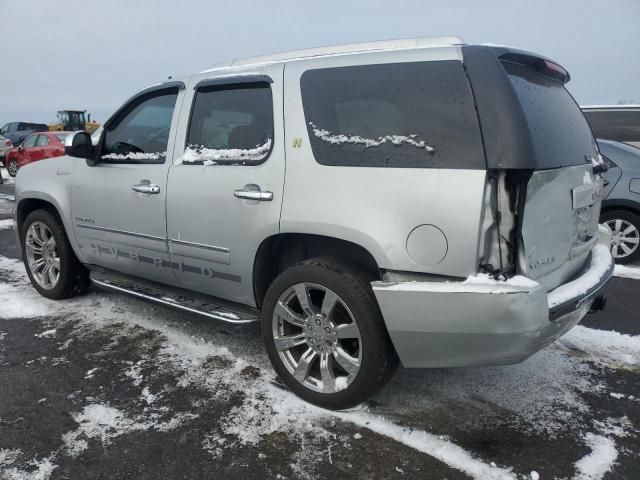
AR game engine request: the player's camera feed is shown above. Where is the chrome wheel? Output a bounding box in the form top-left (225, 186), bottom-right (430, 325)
top-left (7, 159), bottom-right (18, 177)
top-left (604, 219), bottom-right (640, 259)
top-left (25, 221), bottom-right (60, 290)
top-left (272, 283), bottom-right (362, 394)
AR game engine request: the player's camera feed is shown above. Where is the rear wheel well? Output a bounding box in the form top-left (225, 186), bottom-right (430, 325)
top-left (600, 204), bottom-right (640, 217)
top-left (253, 234), bottom-right (380, 308)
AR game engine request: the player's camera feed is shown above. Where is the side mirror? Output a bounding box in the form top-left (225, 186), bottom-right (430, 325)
top-left (65, 131), bottom-right (93, 159)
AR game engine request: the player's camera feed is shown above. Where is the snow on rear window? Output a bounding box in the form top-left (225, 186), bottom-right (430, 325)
top-left (309, 122), bottom-right (434, 151)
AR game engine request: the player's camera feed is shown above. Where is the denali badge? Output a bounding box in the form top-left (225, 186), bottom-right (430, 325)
top-left (529, 256), bottom-right (556, 270)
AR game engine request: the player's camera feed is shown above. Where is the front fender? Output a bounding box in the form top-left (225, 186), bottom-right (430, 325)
top-left (15, 156), bottom-right (84, 261)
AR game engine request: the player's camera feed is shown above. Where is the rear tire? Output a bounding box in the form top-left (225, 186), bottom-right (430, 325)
top-left (7, 158), bottom-right (18, 177)
top-left (261, 257), bottom-right (398, 410)
top-left (21, 209), bottom-right (90, 299)
top-left (601, 210), bottom-right (640, 264)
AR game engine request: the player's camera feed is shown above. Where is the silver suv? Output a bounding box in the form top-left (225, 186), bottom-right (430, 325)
top-left (15, 37), bottom-right (613, 409)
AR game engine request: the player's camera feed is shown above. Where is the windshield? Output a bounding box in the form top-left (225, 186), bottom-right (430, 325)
top-left (504, 61), bottom-right (596, 168)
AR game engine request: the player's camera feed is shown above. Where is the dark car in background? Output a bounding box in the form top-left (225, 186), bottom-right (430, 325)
top-left (599, 139), bottom-right (640, 263)
top-left (4, 131), bottom-right (71, 177)
top-left (583, 105), bottom-right (640, 149)
top-left (0, 122), bottom-right (49, 146)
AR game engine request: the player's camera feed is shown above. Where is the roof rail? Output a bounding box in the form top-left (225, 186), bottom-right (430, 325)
top-left (202, 36), bottom-right (464, 72)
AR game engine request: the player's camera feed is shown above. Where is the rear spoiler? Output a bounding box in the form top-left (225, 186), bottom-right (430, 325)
top-left (461, 45), bottom-right (571, 169)
top-left (487, 46), bottom-right (570, 84)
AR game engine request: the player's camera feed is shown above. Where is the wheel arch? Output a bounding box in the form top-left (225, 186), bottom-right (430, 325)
top-left (601, 199), bottom-right (640, 216)
top-left (253, 233), bottom-right (381, 308)
top-left (15, 196), bottom-right (78, 260)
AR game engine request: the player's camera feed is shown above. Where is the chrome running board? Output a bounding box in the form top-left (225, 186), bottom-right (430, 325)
top-left (89, 269), bottom-right (258, 324)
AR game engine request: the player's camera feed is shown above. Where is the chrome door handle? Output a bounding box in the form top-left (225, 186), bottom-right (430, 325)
top-left (234, 186), bottom-right (273, 201)
top-left (132, 181), bottom-right (160, 194)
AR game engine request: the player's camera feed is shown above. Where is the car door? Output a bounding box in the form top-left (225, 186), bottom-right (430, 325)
top-left (31, 134), bottom-right (48, 161)
top-left (166, 66), bottom-right (285, 306)
top-left (71, 82), bottom-right (185, 286)
top-left (18, 134), bottom-right (38, 166)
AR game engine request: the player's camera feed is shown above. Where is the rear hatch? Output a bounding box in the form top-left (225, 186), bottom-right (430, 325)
top-left (463, 46), bottom-right (605, 291)
top-left (504, 59), bottom-right (604, 289)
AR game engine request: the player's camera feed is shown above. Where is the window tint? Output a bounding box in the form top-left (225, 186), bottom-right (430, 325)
top-left (102, 89), bottom-right (178, 163)
top-left (300, 61), bottom-right (485, 169)
top-left (583, 110), bottom-right (640, 144)
top-left (23, 135), bottom-right (37, 148)
top-left (184, 83), bottom-right (273, 165)
top-left (505, 62), bottom-right (595, 167)
top-left (35, 135), bottom-right (49, 147)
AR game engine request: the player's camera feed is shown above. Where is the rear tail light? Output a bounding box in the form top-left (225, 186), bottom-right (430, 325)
top-left (4, 139), bottom-right (11, 147)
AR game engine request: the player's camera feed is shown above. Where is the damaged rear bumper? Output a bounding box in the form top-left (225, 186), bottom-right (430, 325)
top-left (371, 239), bottom-right (614, 369)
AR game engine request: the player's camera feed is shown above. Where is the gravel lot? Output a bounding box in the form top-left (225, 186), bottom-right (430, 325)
top-left (0, 171), bottom-right (638, 480)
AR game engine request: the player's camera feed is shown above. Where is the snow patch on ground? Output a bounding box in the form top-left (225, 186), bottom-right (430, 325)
top-left (61, 402), bottom-right (196, 458)
top-left (34, 329), bottom-right (56, 339)
top-left (561, 325), bottom-right (640, 367)
top-left (613, 264), bottom-right (640, 280)
top-left (331, 411), bottom-right (515, 480)
top-left (0, 218), bottom-right (14, 230)
top-left (0, 448), bottom-right (56, 480)
top-left (573, 433), bottom-right (617, 480)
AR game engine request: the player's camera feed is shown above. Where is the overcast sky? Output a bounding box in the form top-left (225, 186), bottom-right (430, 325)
top-left (1, 0), bottom-right (638, 126)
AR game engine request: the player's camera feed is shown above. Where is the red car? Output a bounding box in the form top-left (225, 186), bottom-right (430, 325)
top-left (5, 131), bottom-right (71, 177)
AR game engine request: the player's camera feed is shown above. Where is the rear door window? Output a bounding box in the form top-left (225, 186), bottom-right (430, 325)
top-left (504, 62), bottom-right (595, 167)
top-left (184, 82), bottom-right (273, 165)
top-left (299, 61), bottom-right (485, 169)
top-left (35, 135), bottom-right (49, 147)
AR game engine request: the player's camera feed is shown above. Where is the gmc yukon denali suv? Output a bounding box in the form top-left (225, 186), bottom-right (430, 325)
top-left (14, 37), bottom-right (613, 409)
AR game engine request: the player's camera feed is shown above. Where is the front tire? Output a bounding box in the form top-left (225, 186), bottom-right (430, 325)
top-left (21, 209), bottom-right (90, 299)
top-left (601, 210), bottom-right (640, 264)
top-left (261, 257), bottom-right (398, 410)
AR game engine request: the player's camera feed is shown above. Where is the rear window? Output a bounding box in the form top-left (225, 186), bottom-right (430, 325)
top-left (583, 109), bottom-right (640, 144)
top-left (504, 62), bottom-right (595, 168)
top-left (55, 133), bottom-right (71, 143)
top-left (300, 61), bottom-right (485, 169)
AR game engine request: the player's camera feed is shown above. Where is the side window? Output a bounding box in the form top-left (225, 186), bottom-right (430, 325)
top-left (35, 135), bottom-right (49, 147)
top-left (23, 135), bottom-right (38, 148)
top-left (101, 88), bottom-right (179, 163)
top-left (183, 82), bottom-right (273, 165)
top-left (300, 61), bottom-right (485, 169)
